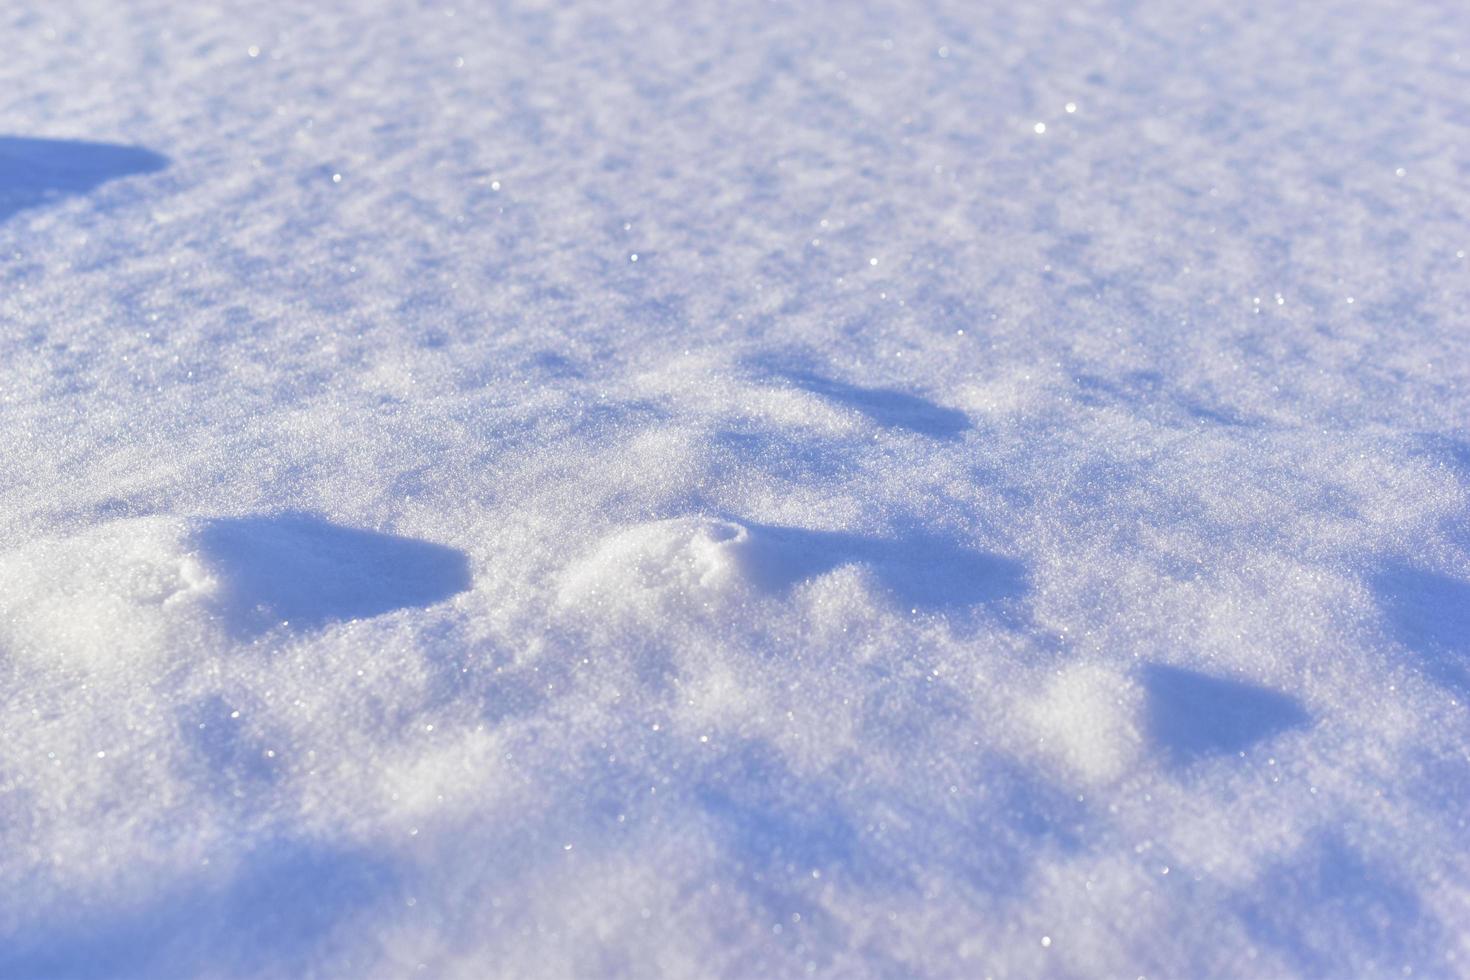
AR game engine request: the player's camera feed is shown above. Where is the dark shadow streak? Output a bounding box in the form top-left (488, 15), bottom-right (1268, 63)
top-left (748, 359), bottom-right (971, 439)
top-left (0, 136), bottom-right (168, 224)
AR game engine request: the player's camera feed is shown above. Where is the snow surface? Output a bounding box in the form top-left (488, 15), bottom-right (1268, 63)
top-left (2, 0), bottom-right (1469, 976)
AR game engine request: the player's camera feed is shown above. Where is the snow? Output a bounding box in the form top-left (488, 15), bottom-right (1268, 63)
top-left (1, 0), bottom-right (1468, 976)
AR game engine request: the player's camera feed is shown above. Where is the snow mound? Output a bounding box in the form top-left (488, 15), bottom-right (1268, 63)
top-left (0, 516), bottom-right (216, 668)
top-left (0, 515), bottom-right (472, 664)
top-left (559, 517), bottom-right (753, 616)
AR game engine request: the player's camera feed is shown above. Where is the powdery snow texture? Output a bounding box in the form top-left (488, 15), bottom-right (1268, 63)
top-left (1, 1), bottom-right (1469, 977)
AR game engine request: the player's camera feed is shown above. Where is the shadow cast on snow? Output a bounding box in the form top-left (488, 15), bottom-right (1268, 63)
top-left (0, 840), bottom-right (397, 979)
top-left (1141, 663), bottom-right (1309, 766)
top-left (1234, 832), bottom-right (1449, 976)
top-left (689, 739), bottom-right (1086, 936)
top-left (747, 358), bottom-right (971, 440)
top-left (193, 514), bottom-right (472, 636)
top-left (733, 520), bottom-right (1027, 613)
top-left (0, 136), bottom-right (168, 224)
top-left (1371, 563), bottom-right (1470, 700)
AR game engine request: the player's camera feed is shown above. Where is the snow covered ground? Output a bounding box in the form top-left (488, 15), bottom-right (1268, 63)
top-left (2, 0), bottom-right (1469, 976)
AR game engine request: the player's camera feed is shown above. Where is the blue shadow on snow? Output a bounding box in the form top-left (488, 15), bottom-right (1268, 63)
top-left (1141, 663), bottom-right (1309, 766)
top-left (0, 839), bottom-right (397, 979)
top-left (697, 742), bottom-right (858, 873)
top-left (177, 694), bottom-right (280, 802)
top-left (193, 514), bottom-right (472, 636)
top-left (1371, 563), bottom-right (1470, 700)
top-left (1234, 832), bottom-right (1448, 976)
top-left (750, 360), bottom-right (971, 440)
top-left (733, 519), bottom-right (1027, 612)
top-left (0, 136), bottom-right (168, 224)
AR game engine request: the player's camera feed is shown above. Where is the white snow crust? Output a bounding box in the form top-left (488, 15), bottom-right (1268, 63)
top-left (2, 1), bottom-right (1469, 976)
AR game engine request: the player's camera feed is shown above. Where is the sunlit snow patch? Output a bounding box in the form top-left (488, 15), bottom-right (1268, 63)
top-left (0, 516), bottom-right (215, 668)
top-left (557, 517), bottom-right (754, 618)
